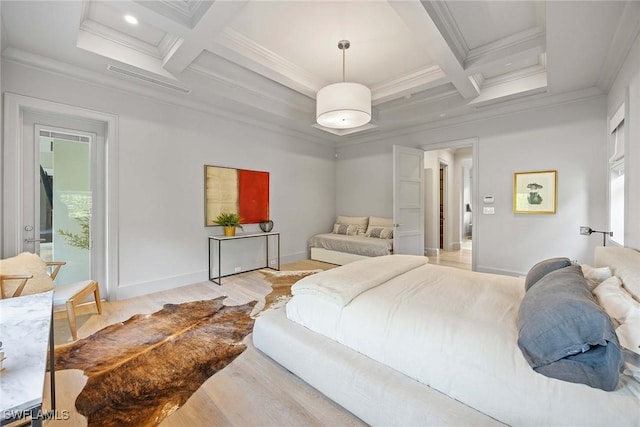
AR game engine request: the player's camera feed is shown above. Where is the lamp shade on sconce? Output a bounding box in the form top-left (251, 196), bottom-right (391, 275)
top-left (316, 82), bottom-right (371, 129)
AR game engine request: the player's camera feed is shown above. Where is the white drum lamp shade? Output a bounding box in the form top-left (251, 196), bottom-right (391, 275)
top-left (316, 82), bottom-right (371, 129)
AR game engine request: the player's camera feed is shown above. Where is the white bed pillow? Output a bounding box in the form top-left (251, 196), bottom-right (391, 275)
top-left (617, 309), bottom-right (640, 356)
top-left (336, 215), bottom-right (369, 235)
top-left (581, 264), bottom-right (613, 291)
top-left (593, 276), bottom-right (639, 324)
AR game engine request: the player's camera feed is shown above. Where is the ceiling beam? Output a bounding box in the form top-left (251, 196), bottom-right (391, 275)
top-left (389, 0), bottom-right (480, 99)
top-left (161, 1), bottom-right (249, 75)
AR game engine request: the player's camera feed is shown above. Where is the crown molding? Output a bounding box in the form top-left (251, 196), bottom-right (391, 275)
top-left (2, 47), bottom-right (334, 148)
top-left (371, 65), bottom-right (447, 104)
top-left (337, 87), bottom-right (604, 148)
top-left (135, 0), bottom-right (213, 29)
top-left (481, 60), bottom-right (546, 89)
top-left (214, 27), bottom-right (324, 98)
top-left (465, 27), bottom-right (546, 73)
top-left (79, 19), bottom-right (164, 59)
top-left (187, 62), bottom-right (312, 114)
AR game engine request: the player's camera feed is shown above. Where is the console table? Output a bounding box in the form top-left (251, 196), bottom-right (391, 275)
top-left (208, 232), bottom-right (280, 285)
top-left (0, 291), bottom-right (55, 427)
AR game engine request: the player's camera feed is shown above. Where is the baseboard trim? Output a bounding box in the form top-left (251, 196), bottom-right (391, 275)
top-left (113, 251), bottom-right (309, 300)
top-left (425, 248), bottom-right (440, 257)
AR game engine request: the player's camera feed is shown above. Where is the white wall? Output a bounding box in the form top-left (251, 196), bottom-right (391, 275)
top-left (607, 30), bottom-right (640, 250)
top-left (2, 60), bottom-right (336, 299)
top-left (336, 97), bottom-right (607, 275)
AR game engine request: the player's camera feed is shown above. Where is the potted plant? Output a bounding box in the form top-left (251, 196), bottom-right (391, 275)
top-left (213, 212), bottom-right (243, 236)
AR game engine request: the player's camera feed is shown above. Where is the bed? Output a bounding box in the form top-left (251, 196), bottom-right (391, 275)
top-left (309, 216), bottom-right (394, 265)
top-left (253, 249), bottom-right (640, 426)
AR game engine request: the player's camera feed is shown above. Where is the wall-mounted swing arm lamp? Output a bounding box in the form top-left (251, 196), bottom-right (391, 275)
top-left (579, 226), bottom-right (613, 246)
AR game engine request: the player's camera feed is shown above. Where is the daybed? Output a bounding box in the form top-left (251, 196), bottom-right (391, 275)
top-left (309, 216), bottom-right (394, 265)
top-left (253, 248), bottom-right (640, 426)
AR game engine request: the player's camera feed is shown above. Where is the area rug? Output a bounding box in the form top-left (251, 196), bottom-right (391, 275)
top-left (54, 297), bottom-right (255, 427)
top-left (253, 269), bottom-right (323, 316)
top-left (54, 269), bottom-right (322, 427)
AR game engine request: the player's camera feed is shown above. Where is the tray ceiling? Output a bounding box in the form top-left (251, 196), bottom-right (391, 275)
top-left (1, 0), bottom-right (636, 143)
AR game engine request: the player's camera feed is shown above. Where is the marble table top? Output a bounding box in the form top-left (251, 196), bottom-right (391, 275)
top-left (0, 291), bottom-right (53, 421)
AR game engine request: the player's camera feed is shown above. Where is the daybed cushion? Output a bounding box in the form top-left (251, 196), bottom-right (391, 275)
top-left (336, 216), bottom-right (369, 235)
top-left (517, 265), bottom-right (622, 391)
top-left (308, 233), bottom-right (393, 257)
top-left (368, 216), bottom-right (393, 227)
top-left (0, 252), bottom-right (54, 296)
top-left (524, 257), bottom-right (572, 291)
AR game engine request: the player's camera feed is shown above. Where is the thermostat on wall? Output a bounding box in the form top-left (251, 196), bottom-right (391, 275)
top-left (483, 196), bottom-right (494, 204)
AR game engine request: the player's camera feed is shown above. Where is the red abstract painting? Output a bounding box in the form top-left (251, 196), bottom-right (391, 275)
top-left (238, 169), bottom-right (269, 223)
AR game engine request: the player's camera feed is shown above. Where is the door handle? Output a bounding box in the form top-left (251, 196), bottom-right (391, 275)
top-left (25, 238), bottom-right (46, 243)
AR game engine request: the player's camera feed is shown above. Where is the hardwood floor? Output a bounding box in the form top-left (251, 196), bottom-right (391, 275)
top-left (430, 249), bottom-right (472, 270)
top-left (44, 255), bottom-right (473, 426)
top-left (45, 260), bottom-right (364, 427)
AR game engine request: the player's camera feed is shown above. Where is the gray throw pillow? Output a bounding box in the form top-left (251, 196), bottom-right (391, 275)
top-left (524, 257), bottom-right (572, 291)
top-left (517, 265), bottom-right (623, 391)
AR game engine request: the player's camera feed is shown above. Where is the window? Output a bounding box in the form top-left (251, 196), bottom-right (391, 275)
top-left (609, 104), bottom-right (625, 245)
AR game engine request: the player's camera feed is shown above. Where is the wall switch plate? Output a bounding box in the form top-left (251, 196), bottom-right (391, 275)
top-left (483, 207), bottom-right (495, 215)
top-left (483, 196), bottom-right (494, 203)
top-left (234, 266), bottom-right (242, 273)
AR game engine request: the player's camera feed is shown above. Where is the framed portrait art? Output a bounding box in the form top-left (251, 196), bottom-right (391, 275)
top-left (513, 170), bottom-right (557, 214)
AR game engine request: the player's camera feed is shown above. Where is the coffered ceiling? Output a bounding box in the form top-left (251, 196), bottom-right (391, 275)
top-left (1, 1), bottom-right (638, 144)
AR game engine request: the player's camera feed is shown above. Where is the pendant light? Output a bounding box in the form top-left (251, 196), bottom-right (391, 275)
top-left (316, 40), bottom-right (371, 129)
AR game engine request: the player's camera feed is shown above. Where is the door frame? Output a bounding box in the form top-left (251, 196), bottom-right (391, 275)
top-left (421, 137), bottom-right (478, 271)
top-left (3, 93), bottom-right (119, 299)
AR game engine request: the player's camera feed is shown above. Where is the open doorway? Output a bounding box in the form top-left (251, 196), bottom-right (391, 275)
top-left (423, 141), bottom-right (475, 270)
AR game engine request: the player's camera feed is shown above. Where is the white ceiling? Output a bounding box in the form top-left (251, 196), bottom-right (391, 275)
top-left (1, 0), bottom-right (637, 144)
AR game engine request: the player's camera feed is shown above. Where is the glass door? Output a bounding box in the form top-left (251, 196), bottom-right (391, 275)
top-left (36, 128), bottom-right (94, 284)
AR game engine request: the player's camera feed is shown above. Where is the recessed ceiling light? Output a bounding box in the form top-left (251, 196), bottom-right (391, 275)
top-left (124, 15), bottom-right (138, 25)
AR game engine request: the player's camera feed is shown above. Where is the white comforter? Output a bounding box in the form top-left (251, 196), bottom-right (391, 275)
top-left (286, 257), bottom-right (640, 426)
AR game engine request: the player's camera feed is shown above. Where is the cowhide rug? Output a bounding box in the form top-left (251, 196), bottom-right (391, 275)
top-left (54, 269), bottom-right (322, 427)
top-left (54, 297), bottom-right (255, 427)
top-left (253, 269), bottom-right (323, 316)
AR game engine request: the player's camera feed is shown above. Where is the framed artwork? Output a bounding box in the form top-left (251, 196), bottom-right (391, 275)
top-left (513, 170), bottom-right (557, 214)
top-left (204, 165), bottom-right (269, 226)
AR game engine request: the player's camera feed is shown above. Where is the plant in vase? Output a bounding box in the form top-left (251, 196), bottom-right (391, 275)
top-left (213, 212), bottom-right (243, 236)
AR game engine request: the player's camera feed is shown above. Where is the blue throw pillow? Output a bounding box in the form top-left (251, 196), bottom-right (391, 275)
top-left (524, 257), bottom-right (572, 291)
top-left (517, 265), bottom-right (623, 391)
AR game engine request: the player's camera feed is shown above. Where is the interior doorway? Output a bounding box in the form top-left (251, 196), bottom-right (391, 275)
top-left (422, 140), bottom-right (476, 271)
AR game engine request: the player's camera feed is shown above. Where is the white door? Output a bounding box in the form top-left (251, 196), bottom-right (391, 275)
top-left (21, 112), bottom-right (106, 293)
top-left (393, 145), bottom-right (425, 255)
